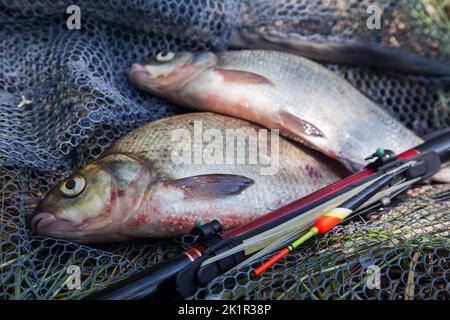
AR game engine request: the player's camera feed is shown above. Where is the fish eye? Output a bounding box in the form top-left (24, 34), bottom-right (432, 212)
top-left (60, 175), bottom-right (86, 197)
top-left (156, 51), bottom-right (175, 62)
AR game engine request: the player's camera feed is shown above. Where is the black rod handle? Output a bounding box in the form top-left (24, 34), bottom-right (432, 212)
top-left (85, 253), bottom-right (192, 300)
top-left (416, 131), bottom-right (450, 163)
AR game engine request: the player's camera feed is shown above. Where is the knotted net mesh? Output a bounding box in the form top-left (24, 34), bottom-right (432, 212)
top-left (0, 0), bottom-right (449, 300)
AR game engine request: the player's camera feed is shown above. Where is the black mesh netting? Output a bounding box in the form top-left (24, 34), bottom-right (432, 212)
top-left (1, 0), bottom-right (449, 300)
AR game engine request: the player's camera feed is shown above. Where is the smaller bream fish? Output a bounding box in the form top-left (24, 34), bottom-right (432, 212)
top-left (129, 50), bottom-right (423, 172)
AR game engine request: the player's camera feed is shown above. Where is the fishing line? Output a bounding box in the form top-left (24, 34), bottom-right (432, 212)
top-left (216, 169), bottom-right (420, 274)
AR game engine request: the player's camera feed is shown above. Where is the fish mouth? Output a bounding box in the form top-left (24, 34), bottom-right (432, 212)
top-left (31, 211), bottom-right (79, 235)
top-left (129, 63), bottom-right (155, 88)
top-left (30, 211), bottom-right (130, 243)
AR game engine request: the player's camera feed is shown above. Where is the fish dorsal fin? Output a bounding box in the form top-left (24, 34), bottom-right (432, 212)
top-left (279, 111), bottom-right (325, 138)
top-left (215, 68), bottom-right (274, 86)
top-left (166, 174), bottom-right (254, 200)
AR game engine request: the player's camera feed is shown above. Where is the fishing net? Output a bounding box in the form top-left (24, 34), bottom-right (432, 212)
top-left (0, 0), bottom-right (449, 300)
top-left (235, 0), bottom-right (450, 74)
top-left (192, 184), bottom-right (450, 300)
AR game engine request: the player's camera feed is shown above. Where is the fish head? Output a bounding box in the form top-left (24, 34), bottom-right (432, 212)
top-left (129, 51), bottom-right (217, 94)
top-left (30, 153), bottom-right (155, 242)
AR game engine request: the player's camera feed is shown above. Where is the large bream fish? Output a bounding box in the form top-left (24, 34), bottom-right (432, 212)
top-left (31, 113), bottom-right (346, 242)
top-left (129, 50), bottom-right (423, 172)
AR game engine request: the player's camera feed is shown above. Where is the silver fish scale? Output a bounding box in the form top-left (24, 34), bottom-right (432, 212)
top-left (0, 0), bottom-right (449, 300)
top-left (108, 113), bottom-right (342, 224)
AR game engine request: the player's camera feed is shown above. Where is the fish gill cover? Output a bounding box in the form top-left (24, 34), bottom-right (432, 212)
top-left (0, 0), bottom-right (449, 300)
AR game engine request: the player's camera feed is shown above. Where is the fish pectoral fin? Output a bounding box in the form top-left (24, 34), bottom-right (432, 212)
top-left (167, 174), bottom-right (254, 200)
top-left (215, 68), bottom-right (274, 86)
top-left (279, 111), bottom-right (325, 138)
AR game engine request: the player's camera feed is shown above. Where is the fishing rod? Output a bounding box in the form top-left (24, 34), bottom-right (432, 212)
top-left (254, 163), bottom-right (412, 276)
top-left (86, 131), bottom-right (450, 300)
